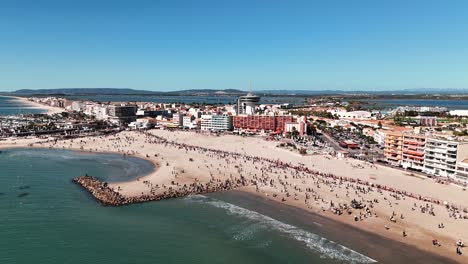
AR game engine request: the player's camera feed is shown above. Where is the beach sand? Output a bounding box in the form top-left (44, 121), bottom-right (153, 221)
top-left (1, 129), bottom-right (467, 263)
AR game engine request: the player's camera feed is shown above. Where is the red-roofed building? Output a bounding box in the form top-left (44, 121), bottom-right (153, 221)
top-left (233, 115), bottom-right (294, 133)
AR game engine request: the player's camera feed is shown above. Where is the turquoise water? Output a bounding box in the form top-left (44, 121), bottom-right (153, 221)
top-left (0, 96), bottom-right (45, 116)
top-left (0, 148), bottom-right (374, 264)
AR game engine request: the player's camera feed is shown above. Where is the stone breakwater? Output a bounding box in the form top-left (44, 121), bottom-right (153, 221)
top-left (73, 175), bottom-right (250, 206)
top-left (73, 176), bottom-right (127, 205)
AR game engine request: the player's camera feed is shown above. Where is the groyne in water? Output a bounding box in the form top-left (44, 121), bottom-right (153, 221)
top-left (73, 176), bottom-right (250, 206)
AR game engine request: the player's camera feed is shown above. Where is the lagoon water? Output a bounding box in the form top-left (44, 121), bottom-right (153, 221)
top-left (0, 148), bottom-right (374, 264)
top-left (360, 99), bottom-right (468, 110)
top-left (64, 94), bottom-right (306, 105)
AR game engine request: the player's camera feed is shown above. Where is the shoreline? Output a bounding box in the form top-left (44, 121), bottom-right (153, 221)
top-left (1, 130), bottom-right (467, 263)
top-left (214, 190), bottom-right (457, 264)
top-left (0, 95), bottom-right (64, 115)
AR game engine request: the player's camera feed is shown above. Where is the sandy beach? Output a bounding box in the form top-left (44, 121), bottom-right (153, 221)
top-left (1, 129), bottom-right (468, 263)
top-left (0, 95), bottom-right (64, 115)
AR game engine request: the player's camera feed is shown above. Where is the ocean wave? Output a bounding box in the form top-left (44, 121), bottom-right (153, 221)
top-left (184, 195), bottom-right (376, 264)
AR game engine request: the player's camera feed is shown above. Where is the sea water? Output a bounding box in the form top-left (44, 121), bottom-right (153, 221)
top-left (0, 96), bottom-right (45, 116)
top-left (0, 148), bottom-right (374, 264)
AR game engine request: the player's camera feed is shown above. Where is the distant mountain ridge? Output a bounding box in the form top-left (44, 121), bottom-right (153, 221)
top-left (10, 87), bottom-right (468, 96)
top-left (254, 88), bottom-right (468, 95)
top-left (13, 88), bottom-right (156, 95)
top-left (12, 88), bottom-right (248, 96)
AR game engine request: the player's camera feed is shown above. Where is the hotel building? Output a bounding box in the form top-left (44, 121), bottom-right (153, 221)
top-left (200, 114), bottom-right (233, 131)
top-left (233, 115), bottom-right (294, 133)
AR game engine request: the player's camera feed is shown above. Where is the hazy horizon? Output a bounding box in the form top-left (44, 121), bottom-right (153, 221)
top-left (1, 1), bottom-right (468, 92)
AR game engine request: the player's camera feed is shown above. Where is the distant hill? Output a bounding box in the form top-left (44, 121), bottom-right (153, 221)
top-left (10, 87), bottom-right (468, 96)
top-left (254, 88), bottom-right (468, 95)
top-left (168, 89), bottom-right (246, 95)
top-left (13, 88), bottom-right (157, 95)
top-left (11, 88), bottom-right (248, 96)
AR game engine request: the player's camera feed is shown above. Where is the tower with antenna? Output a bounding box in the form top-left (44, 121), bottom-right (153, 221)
top-left (236, 81), bottom-right (260, 115)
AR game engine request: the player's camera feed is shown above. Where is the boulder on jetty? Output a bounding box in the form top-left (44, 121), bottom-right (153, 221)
top-left (73, 176), bottom-right (128, 206)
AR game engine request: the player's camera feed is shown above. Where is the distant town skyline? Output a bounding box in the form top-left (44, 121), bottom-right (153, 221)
top-left (1, 0), bottom-right (468, 92)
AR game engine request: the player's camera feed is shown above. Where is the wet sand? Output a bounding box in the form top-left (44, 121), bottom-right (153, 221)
top-left (215, 190), bottom-right (458, 264)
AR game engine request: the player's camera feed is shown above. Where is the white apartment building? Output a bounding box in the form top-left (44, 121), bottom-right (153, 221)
top-left (373, 130), bottom-right (386, 147)
top-left (95, 107), bottom-right (108, 120)
top-left (183, 115), bottom-right (196, 129)
top-left (423, 138), bottom-right (459, 177)
top-left (455, 160), bottom-right (468, 182)
top-left (200, 114), bottom-right (233, 131)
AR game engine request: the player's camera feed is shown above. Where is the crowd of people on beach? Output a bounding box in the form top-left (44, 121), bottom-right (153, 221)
top-left (31, 129), bottom-right (468, 257)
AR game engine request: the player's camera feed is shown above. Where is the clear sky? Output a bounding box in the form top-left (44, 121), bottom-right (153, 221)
top-left (1, 0), bottom-right (468, 92)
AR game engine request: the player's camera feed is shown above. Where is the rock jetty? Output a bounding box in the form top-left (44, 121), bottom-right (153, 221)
top-left (73, 175), bottom-right (250, 206)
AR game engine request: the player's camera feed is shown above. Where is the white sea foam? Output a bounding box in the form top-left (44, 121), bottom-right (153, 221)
top-left (184, 195), bottom-right (377, 264)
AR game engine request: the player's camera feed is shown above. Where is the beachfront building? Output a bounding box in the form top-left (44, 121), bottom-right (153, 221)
top-left (200, 114), bottom-right (233, 131)
top-left (182, 115), bottom-right (196, 129)
top-left (384, 132), bottom-right (403, 165)
top-left (107, 105), bottom-right (137, 123)
top-left (233, 115), bottom-right (294, 134)
top-left (128, 117), bottom-right (157, 130)
top-left (236, 93), bottom-right (260, 115)
top-left (401, 134), bottom-right (426, 171)
top-left (423, 138), bottom-right (459, 177)
top-left (172, 113), bottom-right (183, 127)
top-left (108, 105), bottom-right (137, 117)
top-left (455, 160), bottom-right (468, 182)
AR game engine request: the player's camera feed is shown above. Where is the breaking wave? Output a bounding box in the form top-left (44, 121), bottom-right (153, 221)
top-left (184, 195), bottom-right (376, 264)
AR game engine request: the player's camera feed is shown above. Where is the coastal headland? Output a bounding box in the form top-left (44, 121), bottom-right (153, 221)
top-left (1, 129), bottom-right (468, 263)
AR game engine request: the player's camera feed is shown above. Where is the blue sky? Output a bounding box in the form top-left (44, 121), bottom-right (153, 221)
top-left (1, 0), bottom-right (467, 91)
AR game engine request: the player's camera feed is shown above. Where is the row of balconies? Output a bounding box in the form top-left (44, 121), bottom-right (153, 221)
top-left (426, 142), bottom-right (457, 150)
top-left (403, 140), bottom-right (425, 146)
top-left (403, 151), bottom-right (424, 156)
top-left (425, 153), bottom-right (457, 160)
top-left (425, 157), bottom-right (457, 164)
top-left (424, 161), bottom-right (456, 170)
